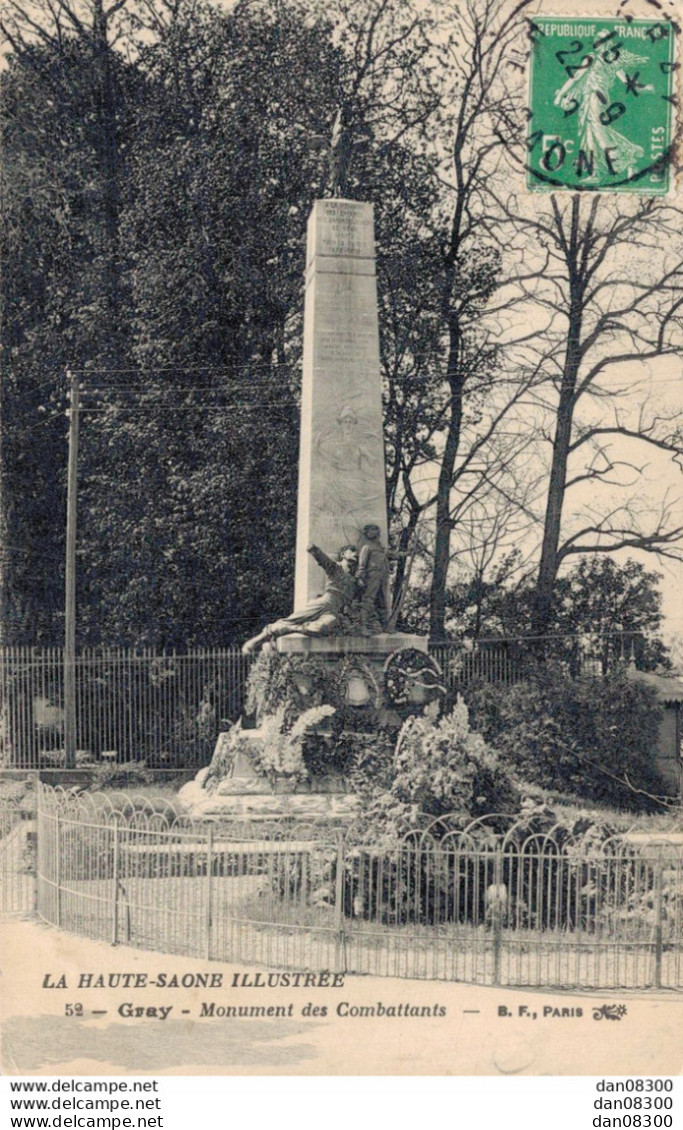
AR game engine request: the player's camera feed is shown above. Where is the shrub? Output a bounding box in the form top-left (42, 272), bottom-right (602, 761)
top-left (88, 760), bottom-right (157, 791)
top-left (350, 700), bottom-right (520, 847)
top-left (391, 699), bottom-right (519, 817)
top-left (0, 777), bottom-right (35, 812)
top-left (465, 664), bottom-right (666, 810)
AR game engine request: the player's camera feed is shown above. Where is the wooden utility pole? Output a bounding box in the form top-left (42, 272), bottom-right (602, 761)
top-left (64, 369), bottom-right (80, 770)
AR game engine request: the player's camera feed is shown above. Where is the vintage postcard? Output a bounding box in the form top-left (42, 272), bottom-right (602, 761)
top-left (1, 0), bottom-right (682, 1089)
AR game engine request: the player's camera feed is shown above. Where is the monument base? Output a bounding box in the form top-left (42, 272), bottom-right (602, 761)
top-left (178, 770), bottom-right (359, 821)
top-left (275, 632), bottom-right (427, 655)
top-left (178, 635), bottom-right (437, 821)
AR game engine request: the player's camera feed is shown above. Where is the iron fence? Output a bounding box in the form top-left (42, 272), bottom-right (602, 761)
top-left (0, 646), bottom-right (251, 769)
top-left (36, 785), bottom-right (683, 989)
top-left (0, 793), bottom-right (36, 913)
top-left (1, 641), bottom-right (604, 770)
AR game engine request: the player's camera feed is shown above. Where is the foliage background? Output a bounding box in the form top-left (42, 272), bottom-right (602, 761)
top-left (2, 0), bottom-right (681, 653)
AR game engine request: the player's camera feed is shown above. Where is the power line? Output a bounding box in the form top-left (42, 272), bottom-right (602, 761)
top-left (442, 628), bottom-right (675, 644)
top-left (75, 404), bottom-right (299, 413)
top-left (66, 362), bottom-right (299, 375)
top-left (76, 387), bottom-right (300, 400)
top-left (81, 383), bottom-right (297, 392)
top-left (23, 413), bottom-right (66, 433)
top-left (58, 362), bottom-right (683, 383)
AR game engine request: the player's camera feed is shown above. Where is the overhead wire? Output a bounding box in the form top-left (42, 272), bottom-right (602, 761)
top-left (74, 404), bottom-right (299, 414)
top-left (66, 362), bottom-right (296, 373)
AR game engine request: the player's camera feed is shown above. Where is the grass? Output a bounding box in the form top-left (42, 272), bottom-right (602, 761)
top-left (512, 782), bottom-right (682, 832)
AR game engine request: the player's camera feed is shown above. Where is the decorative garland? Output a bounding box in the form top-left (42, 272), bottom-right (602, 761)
top-left (245, 650), bottom-right (337, 724)
top-left (333, 657), bottom-right (382, 711)
top-left (383, 648), bottom-right (446, 708)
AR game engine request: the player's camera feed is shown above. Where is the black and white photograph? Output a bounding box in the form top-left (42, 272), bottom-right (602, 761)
top-left (1, 0), bottom-right (682, 1093)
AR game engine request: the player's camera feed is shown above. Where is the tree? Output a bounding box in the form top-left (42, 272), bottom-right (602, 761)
top-left (1, 0), bottom-right (309, 644)
top-left (370, 0), bottom-right (543, 639)
top-left (384, 1), bottom-right (683, 641)
top-left (3, 0), bottom-right (449, 645)
top-left (371, 0), bottom-right (682, 644)
top-left (486, 190), bottom-right (683, 637)
top-left (74, 0), bottom-right (340, 644)
top-left (553, 557), bottom-right (670, 672)
top-left (0, 27), bottom-right (145, 641)
top-left (425, 554), bottom-right (670, 674)
top-left (70, 0), bottom-right (444, 645)
top-left (0, 0), bottom-right (143, 358)
top-left (398, 547), bottom-right (671, 677)
top-left (307, 0), bottom-right (441, 197)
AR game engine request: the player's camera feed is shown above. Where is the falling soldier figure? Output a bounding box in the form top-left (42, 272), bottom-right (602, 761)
top-left (357, 523), bottom-right (389, 637)
top-left (242, 544), bottom-right (358, 654)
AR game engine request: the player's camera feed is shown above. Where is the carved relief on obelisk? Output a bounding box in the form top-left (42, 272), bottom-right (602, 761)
top-left (294, 199), bottom-right (388, 610)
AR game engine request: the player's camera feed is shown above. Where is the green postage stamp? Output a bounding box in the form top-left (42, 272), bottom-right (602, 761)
top-left (527, 17), bottom-right (677, 193)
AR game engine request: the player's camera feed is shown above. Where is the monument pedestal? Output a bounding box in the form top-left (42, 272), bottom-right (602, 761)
top-left (275, 633), bottom-right (427, 655)
top-left (275, 632), bottom-right (431, 719)
top-left (178, 766), bottom-right (360, 821)
top-left (179, 796), bottom-right (360, 819)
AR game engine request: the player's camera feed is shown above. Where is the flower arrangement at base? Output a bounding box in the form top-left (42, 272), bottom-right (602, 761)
top-left (248, 704), bottom-right (337, 785)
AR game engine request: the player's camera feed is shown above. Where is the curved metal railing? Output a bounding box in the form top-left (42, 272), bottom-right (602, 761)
top-left (36, 784), bottom-right (683, 989)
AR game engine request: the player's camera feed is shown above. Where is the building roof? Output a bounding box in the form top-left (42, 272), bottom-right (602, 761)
top-left (627, 668), bottom-right (683, 705)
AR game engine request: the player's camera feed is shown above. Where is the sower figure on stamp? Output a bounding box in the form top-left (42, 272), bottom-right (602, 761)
top-left (242, 544), bottom-right (359, 654)
top-left (357, 523), bottom-right (389, 637)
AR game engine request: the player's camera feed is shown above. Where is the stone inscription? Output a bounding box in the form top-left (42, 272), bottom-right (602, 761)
top-left (315, 200), bottom-right (374, 259)
top-left (316, 328), bottom-right (377, 366)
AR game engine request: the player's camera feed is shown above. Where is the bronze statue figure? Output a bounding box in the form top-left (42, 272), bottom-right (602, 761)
top-left (357, 523), bottom-right (389, 636)
top-left (242, 544), bottom-right (359, 654)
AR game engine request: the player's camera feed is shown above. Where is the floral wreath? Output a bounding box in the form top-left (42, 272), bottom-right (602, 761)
top-left (334, 657), bottom-right (382, 711)
top-left (383, 648), bottom-right (445, 708)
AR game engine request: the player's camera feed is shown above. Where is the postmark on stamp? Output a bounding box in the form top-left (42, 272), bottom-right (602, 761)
top-left (526, 17), bottom-right (677, 193)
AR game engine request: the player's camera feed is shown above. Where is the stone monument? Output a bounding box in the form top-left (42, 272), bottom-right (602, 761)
top-left (281, 198), bottom-right (424, 658)
top-left (295, 199), bottom-right (387, 608)
top-left (179, 199), bottom-right (442, 818)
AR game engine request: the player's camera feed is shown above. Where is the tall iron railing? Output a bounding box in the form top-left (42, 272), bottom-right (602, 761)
top-left (0, 794), bottom-right (36, 913)
top-left (36, 785), bottom-right (683, 990)
top-left (0, 641), bottom-right (612, 770)
top-left (0, 646), bottom-right (251, 769)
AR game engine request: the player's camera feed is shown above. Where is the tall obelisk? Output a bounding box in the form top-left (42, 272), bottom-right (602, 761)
top-left (294, 199), bottom-right (388, 610)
